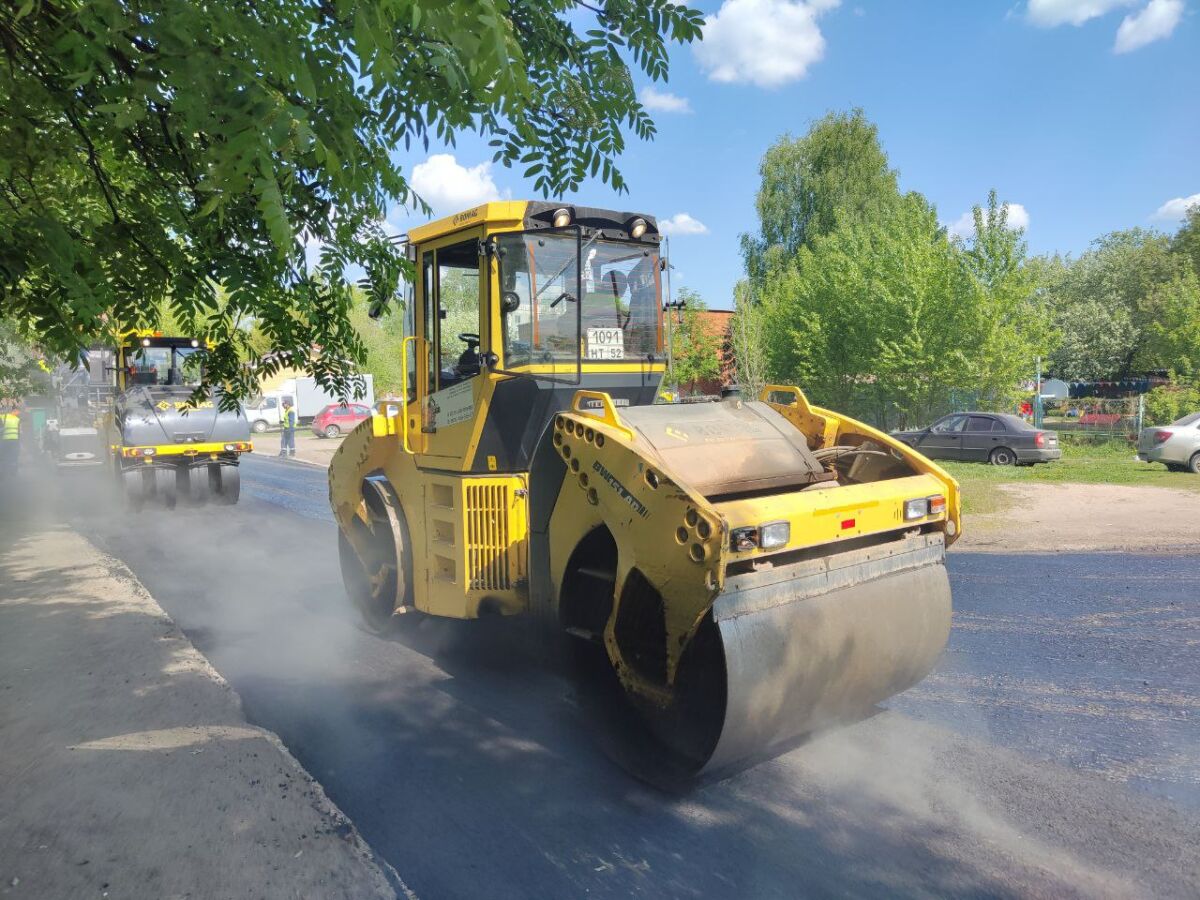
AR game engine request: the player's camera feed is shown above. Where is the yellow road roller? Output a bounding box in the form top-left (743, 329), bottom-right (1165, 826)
top-left (105, 331), bottom-right (252, 508)
top-left (329, 201), bottom-right (960, 783)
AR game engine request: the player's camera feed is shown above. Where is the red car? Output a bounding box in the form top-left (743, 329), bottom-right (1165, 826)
top-left (311, 403), bottom-right (371, 438)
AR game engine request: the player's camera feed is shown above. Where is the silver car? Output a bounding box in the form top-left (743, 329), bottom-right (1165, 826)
top-left (1137, 412), bottom-right (1200, 473)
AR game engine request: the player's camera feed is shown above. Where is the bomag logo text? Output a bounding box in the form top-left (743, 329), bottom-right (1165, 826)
top-left (591, 460), bottom-right (649, 519)
top-left (156, 400), bottom-right (214, 411)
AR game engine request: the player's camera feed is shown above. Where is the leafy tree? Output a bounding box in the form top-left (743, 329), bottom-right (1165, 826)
top-left (1045, 229), bottom-right (1183, 379)
top-left (741, 110), bottom-right (899, 282)
top-left (1143, 383), bottom-right (1200, 426)
top-left (668, 287), bottom-right (722, 395)
top-left (760, 192), bottom-right (971, 428)
top-left (0, 0), bottom-right (703, 402)
top-left (1171, 206), bottom-right (1200, 279)
top-left (758, 185), bottom-right (1050, 429)
top-left (730, 279), bottom-right (769, 399)
top-left (1138, 269), bottom-right (1200, 377)
top-left (957, 190), bottom-right (1056, 405)
top-left (0, 318), bottom-right (47, 401)
top-left (348, 295), bottom-right (408, 397)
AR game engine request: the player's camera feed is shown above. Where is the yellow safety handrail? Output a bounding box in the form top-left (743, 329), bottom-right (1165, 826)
top-left (400, 335), bottom-right (419, 454)
top-left (571, 390), bottom-right (634, 440)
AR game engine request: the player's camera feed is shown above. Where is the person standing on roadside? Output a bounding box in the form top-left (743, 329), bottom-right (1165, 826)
top-left (0, 403), bottom-right (20, 480)
top-left (279, 397), bottom-right (297, 458)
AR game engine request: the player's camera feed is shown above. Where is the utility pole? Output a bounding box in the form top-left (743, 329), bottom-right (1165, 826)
top-left (1034, 355), bottom-right (1043, 428)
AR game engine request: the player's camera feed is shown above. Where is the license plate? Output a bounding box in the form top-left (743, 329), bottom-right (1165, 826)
top-left (585, 328), bottom-right (624, 360)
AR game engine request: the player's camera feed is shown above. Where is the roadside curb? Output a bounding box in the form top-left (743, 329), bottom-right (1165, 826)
top-left (0, 524), bottom-right (414, 899)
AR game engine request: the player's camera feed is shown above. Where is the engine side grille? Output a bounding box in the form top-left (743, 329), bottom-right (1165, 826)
top-left (465, 483), bottom-right (511, 591)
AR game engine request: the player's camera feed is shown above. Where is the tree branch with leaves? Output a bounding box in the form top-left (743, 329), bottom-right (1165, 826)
top-left (0, 0), bottom-right (703, 402)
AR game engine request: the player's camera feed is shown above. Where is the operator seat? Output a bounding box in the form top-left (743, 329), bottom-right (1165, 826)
top-left (455, 335), bottom-right (482, 379)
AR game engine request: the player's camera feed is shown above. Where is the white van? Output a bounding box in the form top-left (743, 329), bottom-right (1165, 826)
top-left (242, 394), bottom-right (283, 433)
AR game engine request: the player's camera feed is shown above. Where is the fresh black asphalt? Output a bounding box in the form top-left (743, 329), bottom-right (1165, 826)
top-left (49, 454), bottom-right (1200, 897)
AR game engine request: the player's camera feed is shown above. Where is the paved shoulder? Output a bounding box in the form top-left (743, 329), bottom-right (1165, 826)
top-left (0, 525), bottom-right (407, 900)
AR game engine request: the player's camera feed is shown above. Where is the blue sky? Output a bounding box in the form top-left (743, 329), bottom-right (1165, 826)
top-left (388, 0), bottom-right (1199, 309)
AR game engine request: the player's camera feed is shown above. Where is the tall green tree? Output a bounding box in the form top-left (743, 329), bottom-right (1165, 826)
top-left (668, 287), bottom-right (722, 396)
top-left (730, 280), bottom-right (768, 399)
top-left (760, 192), bottom-right (974, 428)
top-left (1171, 206), bottom-right (1200, 278)
top-left (957, 190), bottom-right (1056, 405)
top-left (751, 121), bottom-right (1050, 429)
top-left (348, 295), bottom-right (408, 397)
top-left (1045, 229), bottom-right (1184, 379)
top-left (1137, 269), bottom-right (1200, 377)
top-left (0, 0), bottom-right (703, 401)
top-left (741, 109), bottom-right (900, 282)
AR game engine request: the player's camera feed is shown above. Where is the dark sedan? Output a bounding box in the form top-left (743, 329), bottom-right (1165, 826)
top-left (893, 412), bottom-right (1060, 465)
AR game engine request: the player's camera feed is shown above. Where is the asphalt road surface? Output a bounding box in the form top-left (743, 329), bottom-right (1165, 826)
top-left (54, 455), bottom-right (1200, 898)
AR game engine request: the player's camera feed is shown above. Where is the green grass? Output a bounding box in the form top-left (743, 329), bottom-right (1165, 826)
top-left (939, 443), bottom-right (1200, 516)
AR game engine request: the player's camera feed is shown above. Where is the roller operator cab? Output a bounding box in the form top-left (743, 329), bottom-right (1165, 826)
top-left (106, 332), bottom-right (252, 508)
top-left (329, 201), bottom-right (962, 785)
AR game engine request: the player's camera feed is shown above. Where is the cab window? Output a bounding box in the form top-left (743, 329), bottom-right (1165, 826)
top-left (497, 231), bottom-right (661, 367)
top-left (432, 240), bottom-right (481, 389)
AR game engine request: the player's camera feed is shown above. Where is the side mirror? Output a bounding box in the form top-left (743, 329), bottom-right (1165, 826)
top-left (500, 291), bottom-right (521, 314)
top-left (367, 299), bottom-right (387, 320)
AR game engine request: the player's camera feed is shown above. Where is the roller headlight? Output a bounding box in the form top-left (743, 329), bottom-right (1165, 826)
top-left (760, 522), bottom-right (790, 550)
top-left (905, 494), bottom-right (946, 521)
top-left (904, 498), bottom-right (929, 520)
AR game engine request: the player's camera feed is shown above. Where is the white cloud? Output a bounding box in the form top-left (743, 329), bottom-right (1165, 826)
top-left (1152, 193), bottom-right (1200, 220)
top-left (1026, 0), bottom-right (1135, 27)
top-left (1004, 203), bottom-right (1031, 231)
top-left (1026, 0), bottom-right (1183, 53)
top-left (947, 203), bottom-right (1030, 239)
top-left (638, 86), bottom-right (692, 114)
top-left (658, 213), bottom-right (709, 236)
top-left (1114, 0), bottom-right (1184, 51)
top-left (694, 0), bottom-right (840, 88)
top-left (409, 154), bottom-right (506, 215)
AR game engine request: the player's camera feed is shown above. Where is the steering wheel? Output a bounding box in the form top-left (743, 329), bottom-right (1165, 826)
top-left (458, 332), bottom-right (480, 347)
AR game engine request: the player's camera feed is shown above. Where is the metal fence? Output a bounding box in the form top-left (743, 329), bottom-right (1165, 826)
top-left (1044, 396), bottom-right (1141, 443)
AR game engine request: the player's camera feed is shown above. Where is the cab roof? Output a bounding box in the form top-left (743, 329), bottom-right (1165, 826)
top-left (407, 200), bottom-right (661, 245)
